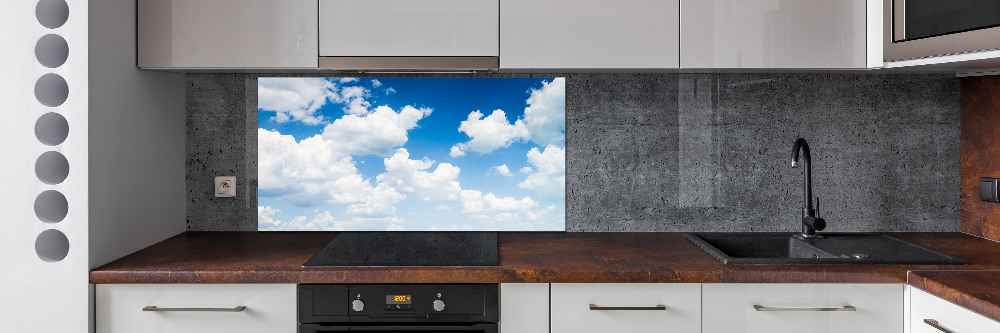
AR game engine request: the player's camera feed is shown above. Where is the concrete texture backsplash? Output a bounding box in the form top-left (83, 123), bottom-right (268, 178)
top-left (187, 73), bottom-right (960, 232)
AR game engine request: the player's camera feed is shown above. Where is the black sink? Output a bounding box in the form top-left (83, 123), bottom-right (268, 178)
top-left (686, 233), bottom-right (966, 265)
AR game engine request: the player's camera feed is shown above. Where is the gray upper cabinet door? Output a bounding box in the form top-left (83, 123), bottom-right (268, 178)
top-left (681, 0), bottom-right (870, 69)
top-left (138, 0), bottom-right (318, 69)
top-left (319, 0), bottom-right (500, 57)
top-left (500, 0), bottom-right (680, 69)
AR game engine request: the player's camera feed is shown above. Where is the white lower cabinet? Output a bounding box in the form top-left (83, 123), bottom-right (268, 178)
top-left (910, 287), bottom-right (1000, 333)
top-left (500, 283), bottom-right (549, 333)
top-left (96, 284), bottom-right (297, 333)
top-left (702, 283), bottom-right (903, 333)
top-left (551, 283), bottom-right (702, 333)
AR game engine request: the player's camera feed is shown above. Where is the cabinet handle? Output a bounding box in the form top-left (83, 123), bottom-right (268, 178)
top-left (924, 319), bottom-right (955, 333)
top-left (589, 304), bottom-right (667, 311)
top-left (143, 306), bottom-right (247, 312)
top-left (753, 305), bottom-right (856, 312)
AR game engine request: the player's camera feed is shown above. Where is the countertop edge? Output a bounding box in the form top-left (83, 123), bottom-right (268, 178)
top-left (908, 270), bottom-right (1000, 324)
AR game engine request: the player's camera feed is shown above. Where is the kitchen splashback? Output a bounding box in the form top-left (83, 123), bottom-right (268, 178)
top-left (187, 73), bottom-right (960, 232)
top-left (256, 77), bottom-right (566, 231)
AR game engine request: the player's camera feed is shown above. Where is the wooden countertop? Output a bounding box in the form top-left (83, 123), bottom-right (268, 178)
top-left (90, 231), bottom-right (1000, 322)
top-left (91, 231), bottom-right (1000, 284)
top-left (908, 270), bottom-right (1000, 323)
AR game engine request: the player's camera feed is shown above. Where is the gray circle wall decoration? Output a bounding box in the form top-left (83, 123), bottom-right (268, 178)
top-left (34, 73), bottom-right (69, 107)
top-left (35, 34), bottom-right (69, 68)
top-left (35, 151), bottom-right (70, 185)
top-left (35, 229), bottom-right (69, 262)
top-left (35, 112), bottom-right (69, 146)
top-left (34, 190), bottom-right (68, 223)
top-left (36, 0), bottom-right (69, 29)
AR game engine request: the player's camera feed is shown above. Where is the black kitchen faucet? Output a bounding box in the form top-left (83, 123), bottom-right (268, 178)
top-left (791, 138), bottom-right (826, 238)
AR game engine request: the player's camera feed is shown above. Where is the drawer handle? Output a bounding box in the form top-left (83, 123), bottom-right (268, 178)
top-left (753, 305), bottom-right (856, 312)
top-left (143, 306), bottom-right (247, 312)
top-left (589, 304), bottom-right (667, 311)
top-left (924, 319), bottom-right (955, 333)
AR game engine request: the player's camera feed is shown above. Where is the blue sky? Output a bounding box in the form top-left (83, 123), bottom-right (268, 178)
top-left (256, 77), bottom-right (566, 231)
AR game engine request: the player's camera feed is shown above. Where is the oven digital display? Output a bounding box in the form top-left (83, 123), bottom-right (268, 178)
top-left (386, 295), bottom-right (412, 304)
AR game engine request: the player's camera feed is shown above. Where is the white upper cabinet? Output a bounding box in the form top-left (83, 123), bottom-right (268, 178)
top-left (500, 0), bottom-right (680, 69)
top-left (138, 0), bottom-right (318, 69)
top-left (319, 0), bottom-right (499, 57)
top-left (681, 0), bottom-right (874, 68)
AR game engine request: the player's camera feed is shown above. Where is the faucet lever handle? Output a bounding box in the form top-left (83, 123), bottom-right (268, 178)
top-left (815, 197), bottom-right (820, 218)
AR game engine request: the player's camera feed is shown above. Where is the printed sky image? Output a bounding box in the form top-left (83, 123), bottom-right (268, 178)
top-left (257, 77), bottom-right (566, 231)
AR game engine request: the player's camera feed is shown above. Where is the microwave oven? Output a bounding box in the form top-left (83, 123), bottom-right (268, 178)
top-left (884, 0), bottom-right (1000, 62)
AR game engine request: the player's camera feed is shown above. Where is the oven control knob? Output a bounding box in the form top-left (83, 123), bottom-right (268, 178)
top-left (432, 299), bottom-right (446, 312)
top-left (352, 299), bottom-right (365, 312)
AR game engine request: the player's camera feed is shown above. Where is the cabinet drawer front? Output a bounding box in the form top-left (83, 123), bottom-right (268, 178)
top-left (911, 288), bottom-right (1000, 333)
top-left (551, 283), bottom-right (701, 333)
top-left (96, 284), bottom-right (296, 333)
top-left (702, 284), bottom-right (902, 333)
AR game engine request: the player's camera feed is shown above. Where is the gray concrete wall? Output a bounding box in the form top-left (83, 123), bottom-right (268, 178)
top-left (186, 73), bottom-right (960, 232)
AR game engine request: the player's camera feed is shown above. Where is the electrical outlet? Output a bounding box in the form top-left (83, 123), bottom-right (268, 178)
top-left (215, 176), bottom-right (236, 197)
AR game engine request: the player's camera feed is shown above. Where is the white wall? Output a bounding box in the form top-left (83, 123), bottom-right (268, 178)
top-left (0, 0), bottom-right (90, 331)
top-left (88, 0), bottom-right (186, 270)
top-left (0, 0), bottom-right (185, 331)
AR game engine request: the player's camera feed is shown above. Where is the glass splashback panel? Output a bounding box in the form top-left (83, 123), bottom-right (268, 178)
top-left (257, 77), bottom-right (566, 231)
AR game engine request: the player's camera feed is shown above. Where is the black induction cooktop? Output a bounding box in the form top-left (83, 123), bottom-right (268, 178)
top-left (303, 232), bottom-right (499, 267)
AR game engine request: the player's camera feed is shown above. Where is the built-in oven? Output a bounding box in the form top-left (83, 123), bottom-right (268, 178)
top-left (884, 0), bottom-right (1000, 61)
top-left (299, 284), bottom-right (498, 333)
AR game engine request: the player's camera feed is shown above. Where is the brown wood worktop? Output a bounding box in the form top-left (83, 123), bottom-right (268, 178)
top-left (91, 232), bottom-right (1000, 285)
top-left (908, 270), bottom-right (1000, 323)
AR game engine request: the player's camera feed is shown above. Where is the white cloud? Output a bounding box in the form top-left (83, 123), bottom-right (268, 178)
top-left (518, 145), bottom-right (566, 197)
top-left (258, 129), bottom-right (361, 205)
top-left (429, 224), bottom-right (472, 231)
top-left (377, 148), bottom-right (461, 201)
top-left (460, 190), bottom-right (537, 214)
top-left (458, 190), bottom-right (559, 229)
top-left (385, 87), bottom-right (397, 95)
top-left (520, 166), bottom-right (534, 174)
top-left (518, 77), bottom-right (566, 147)
top-left (449, 146), bottom-right (466, 157)
top-left (338, 85), bottom-right (371, 115)
top-left (259, 206), bottom-right (406, 231)
top-left (450, 78), bottom-right (565, 155)
top-left (487, 164), bottom-right (512, 177)
top-left (257, 77), bottom-right (391, 124)
top-left (371, 79), bottom-right (382, 87)
top-left (322, 105), bottom-right (433, 157)
top-left (451, 110), bottom-right (530, 156)
top-left (258, 206), bottom-right (339, 231)
top-left (435, 205), bottom-right (451, 211)
top-left (258, 206), bottom-right (285, 229)
top-left (258, 128), bottom-right (408, 215)
top-left (345, 184), bottom-right (406, 216)
top-left (257, 77), bottom-right (337, 125)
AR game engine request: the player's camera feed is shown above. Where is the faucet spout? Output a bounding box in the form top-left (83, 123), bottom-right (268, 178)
top-left (791, 138), bottom-right (825, 237)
